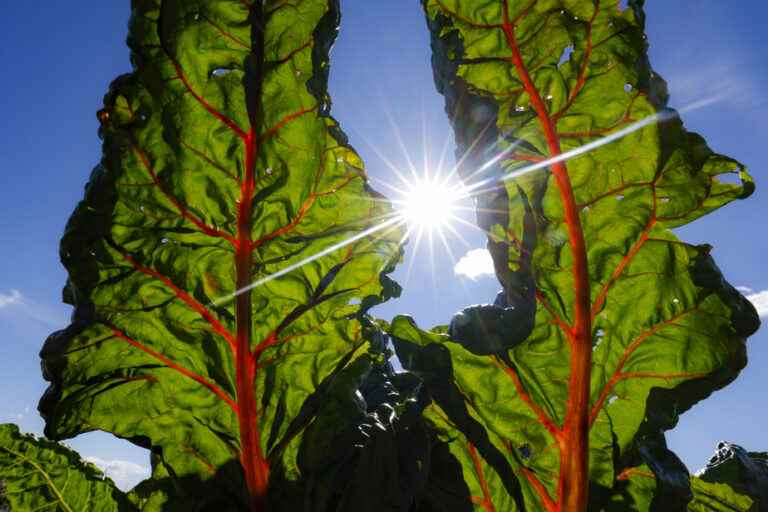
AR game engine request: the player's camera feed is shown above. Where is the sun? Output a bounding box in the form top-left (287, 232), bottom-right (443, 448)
top-left (396, 177), bottom-right (464, 231)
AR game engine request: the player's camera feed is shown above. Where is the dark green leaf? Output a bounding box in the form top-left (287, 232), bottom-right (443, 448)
top-left (691, 442), bottom-right (768, 511)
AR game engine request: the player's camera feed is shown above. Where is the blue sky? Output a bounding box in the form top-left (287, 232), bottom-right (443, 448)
top-left (1, 1), bottom-right (766, 491)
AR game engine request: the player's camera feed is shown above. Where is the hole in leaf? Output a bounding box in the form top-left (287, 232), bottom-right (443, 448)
top-left (211, 68), bottom-right (235, 77)
top-left (717, 171), bottom-right (743, 186)
top-left (558, 45), bottom-right (574, 66)
top-left (624, 83), bottom-right (633, 93)
top-left (619, 0), bottom-right (629, 12)
top-left (608, 395), bottom-right (619, 405)
top-left (660, 197), bottom-right (671, 203)
top-left (616, 194), bottom-right (625, 201)
top-left (518, 444), bottom-right (532, 459)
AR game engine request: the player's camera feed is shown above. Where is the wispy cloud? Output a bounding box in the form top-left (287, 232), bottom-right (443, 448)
top-left (745, 289), bottom-right (768, 318)
top-left (5, 406), bottom-right (31, 423)
top-left (84, 456), bottom-right (150, 491)
top-left (0, 289), bottom-right (67, 327)
top-left (454, 248), bottom-right (495, 280)
top-left (0, 290), bottom-right (22, 309)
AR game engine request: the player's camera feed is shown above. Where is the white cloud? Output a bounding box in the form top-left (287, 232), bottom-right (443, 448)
top-left (0, 289), bottom-right (22, 309)
top-left (736, 286), bottom-right (753, 294)
top-left (84, 456), bottom-right (150, 491)
top-left (5, 406), bottom-right (31, 423)
top-left (454, 248), bottom-right (495, 280)
top-left (746, 290), bottom-right (768, 318)
top-left (0, 289), bottom-right (67, 327)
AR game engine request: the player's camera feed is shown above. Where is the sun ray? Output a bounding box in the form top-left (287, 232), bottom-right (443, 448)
top-left (212, 215), bottom-right (405, 305)
top-left (355, 130), bottom-right (415, 189)
top-left (383, 106), bottom-right (421, 182)
top-left (443, 216), bottom-right (472, 249)
top-left (458, 96), bottom-right (727, 201)
top-left (368, 175), bottom-right (409, 197)
top-left (402, 225), bottom-right (427, 290)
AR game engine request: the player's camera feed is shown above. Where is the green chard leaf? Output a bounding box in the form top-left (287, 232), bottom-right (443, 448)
top-left (39, 1), bottom-right (401, 510)
top-left (0, 424), bottom-right (130, 512)
top-left (394, 1), bottom-right (761, 511)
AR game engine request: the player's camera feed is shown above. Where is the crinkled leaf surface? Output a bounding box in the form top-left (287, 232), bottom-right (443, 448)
top-left (689, 480), bottom-right (753, 512)
top-left (39, 1), bottom-right (401, 509)
top-left (0, 424), bottom-right (129, 512)
top-left (295, 355), bottom-right (435, 512)
top-left (395, 0), bottom-right (760, 510)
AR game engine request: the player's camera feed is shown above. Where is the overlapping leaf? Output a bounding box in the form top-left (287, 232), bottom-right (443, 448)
top-left (394, 0), bottom-right (760, 510)
top-left (39, 1), bottom-right (401, 509)
top-left (691, 442), bottom-right (768, 511)
top-left (0, 424), bottom-right (128, 512)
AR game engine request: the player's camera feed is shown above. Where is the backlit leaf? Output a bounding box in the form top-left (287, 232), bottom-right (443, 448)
top-left (39, 1), bottom-right (401, 509)
top-left (394, 1), bottom-right (761, 510)
top-left (0, 424), bottom-right (129, 512)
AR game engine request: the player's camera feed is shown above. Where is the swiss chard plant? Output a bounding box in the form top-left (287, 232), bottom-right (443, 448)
top-left (389, 0), bottom-right (762, 511)
top-left (0, 1), bottom-right (763, 512)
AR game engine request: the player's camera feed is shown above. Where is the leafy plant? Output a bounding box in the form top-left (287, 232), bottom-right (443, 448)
top-left (0, 1), bottom-right (763, 512)
top-left (389, 0), bottom-right (761, 511)
top-left (31, 0), bottom-right (402, 509)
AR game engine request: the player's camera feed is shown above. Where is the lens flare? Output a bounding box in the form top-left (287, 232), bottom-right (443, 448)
top-left (395, 178), bottom-right (464, 231)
